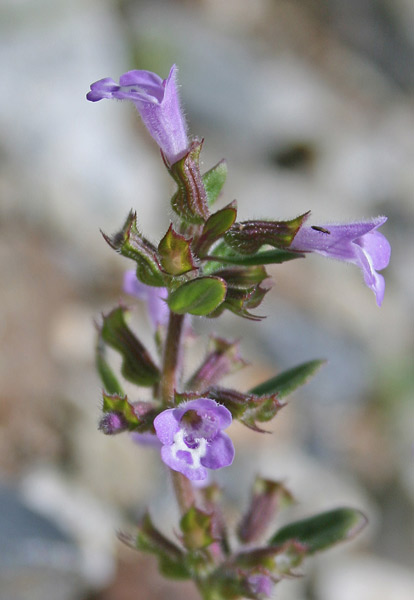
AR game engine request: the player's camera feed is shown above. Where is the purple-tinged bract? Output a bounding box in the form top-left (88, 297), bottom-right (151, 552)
top-left (153, 398), bottom-right (235, 481)
top-left (290, 216), bottom-right (391, 306)
top-left (87, 65), bottom-right (189, 165)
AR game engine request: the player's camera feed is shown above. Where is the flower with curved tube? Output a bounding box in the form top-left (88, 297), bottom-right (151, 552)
top-left (87, 65), bottom-right (189, 165)
top-left (290, 216), bottom-right (391, 306)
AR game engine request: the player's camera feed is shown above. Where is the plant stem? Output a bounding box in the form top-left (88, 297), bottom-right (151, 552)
top-left (171, 469), bottom-right (195, 514)
top-left (161, 311), bottom-right (185, 405)
top-left (161, 310), bottom-right (196, 513)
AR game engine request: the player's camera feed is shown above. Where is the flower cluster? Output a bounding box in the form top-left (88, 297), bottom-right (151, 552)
top-left (88, 65), bottom-right (390, 599)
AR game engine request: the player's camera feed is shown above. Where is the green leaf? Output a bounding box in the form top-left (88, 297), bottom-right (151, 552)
top-left (250, 359), bottom-right (325, 399)
top-left (202, 159), bottom-right (227, 206)
top-left (269, 508), bottom-right (367, 553)
top-left (205, 246), bottom-right (304, 268)
top-left (102, 211), bottom-right (164, 286)
top-left (101, 307), bottom-right (160, 386)
top-left (168, 277), bottom-right (227, 316)
top-left (96, 336), bottom-right (124, 396)
top-left (158, 224), bottom-right (196, 275)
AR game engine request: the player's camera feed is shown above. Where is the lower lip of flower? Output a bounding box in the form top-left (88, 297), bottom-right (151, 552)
top-left (172, 428), bottom-right (207, 468)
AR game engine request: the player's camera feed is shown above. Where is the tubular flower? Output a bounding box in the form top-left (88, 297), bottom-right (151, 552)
top-left (153, 398), bottom-right (235, 481)
top-left (87, 65), bottom-right (189, 165)
top-left (290, 216), bottom-right (391, 306)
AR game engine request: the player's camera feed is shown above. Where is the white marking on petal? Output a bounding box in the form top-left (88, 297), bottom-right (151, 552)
top-left (171, 429), bottom-right (207, 469)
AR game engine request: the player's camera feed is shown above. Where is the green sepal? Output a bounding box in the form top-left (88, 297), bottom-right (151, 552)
top-left (249, 359), bottom-right (325, 399)
top-left (207, 386), bottom-right (286, 432)
top-left (168, 140), bottom-right (210, 225)
top-left (180, 506), bottom-right (216, 551)
top-left (158, 224), bottom-right (196, 275)
top-left (202, 158), bottom-right (227, 206)
top-left (96, 335), bottom-right (124, 396)
top-left (101, 392), bottom-right (158, 432)
top-left (102, 211), bottom-right (164, 286)
top-left (101, 392), bottom-right (138, 426)
top-left (269, 508), bottom-right (367, 554)
top-left (100, 306), bottom-right (160, 386)
top-left (119, 513), bottom-right (191, 580)
top-left (168, 276), bottom-right (227, 316)
top-left (208, 279), bottom-right (272, 322)
top-left (224, 212), bottom-right (310, 255)
top-left (196, 201), bottom-right (237, 257)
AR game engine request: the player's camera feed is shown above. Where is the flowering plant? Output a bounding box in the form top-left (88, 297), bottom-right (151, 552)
top-left (87, 65), bottom-right (390, 599)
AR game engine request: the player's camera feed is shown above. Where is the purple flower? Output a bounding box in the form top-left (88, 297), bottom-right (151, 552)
top-left (123, 270), bottom-right (169, 328)
top-left (153, 398), bottom-right (235, 481)
top-left (87, 65), bottom-right (189, 165)
top-left (130, 431), bottom-right (162, 448)
top-left (247, 573), bottom-right (273, 598)
top-left (290, 216), bottom-right (391, 306)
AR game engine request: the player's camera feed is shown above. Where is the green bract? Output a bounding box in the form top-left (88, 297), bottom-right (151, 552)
top-left (168, 276), bottom-right (227, 316)
top-left (102, 211), bottom-right (164, 287)
top-left (158, 225), bottom-right (196, 275)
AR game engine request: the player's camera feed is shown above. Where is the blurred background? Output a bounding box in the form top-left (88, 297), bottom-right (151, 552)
top-left (0, 0), bottom-right (413, 599)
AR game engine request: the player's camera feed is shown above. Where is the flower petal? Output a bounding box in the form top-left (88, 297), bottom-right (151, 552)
top-left (290, 217), bottom-right (390, 305)
top-left (130, 432), bottom-right (162, 448)
top-left (123, 271), bottom-right (169, 328)
top-left (355, 230), bottom-right (391, 271)
top-left (354, 245), bottom-right (386, 306)
top-left (154, 409), bottom-right (179, 445)
top-left (174, 398), bottom-right (232, 430)
top-left (161, 445), bottom-right (208, 481)
top-left (86, 78), bottom-right (119, 101)
top-left (87, 65), bottom-right (189, 164)
top-left (201, 432), bottom-right (235, 470)
top-left (119, 70), bottom-right (164, 101)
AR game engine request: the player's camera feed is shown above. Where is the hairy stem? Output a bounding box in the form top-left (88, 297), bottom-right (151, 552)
top-left (161, 311), bottom-right (196, 513)
top-left (161, 311), bottom-right (185, 405)
top-left (171, 469), bottom-right (196, 514)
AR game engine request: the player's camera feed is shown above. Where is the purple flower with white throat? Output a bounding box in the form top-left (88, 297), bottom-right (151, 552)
top-left (290, 216), bottom-right (391, 306)
top-left (123, 270), bottom-right (168, 328)
top-left (87, 65), bottom-right (189, 165)
top-left (153, 398), bottom-right (234, 481)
